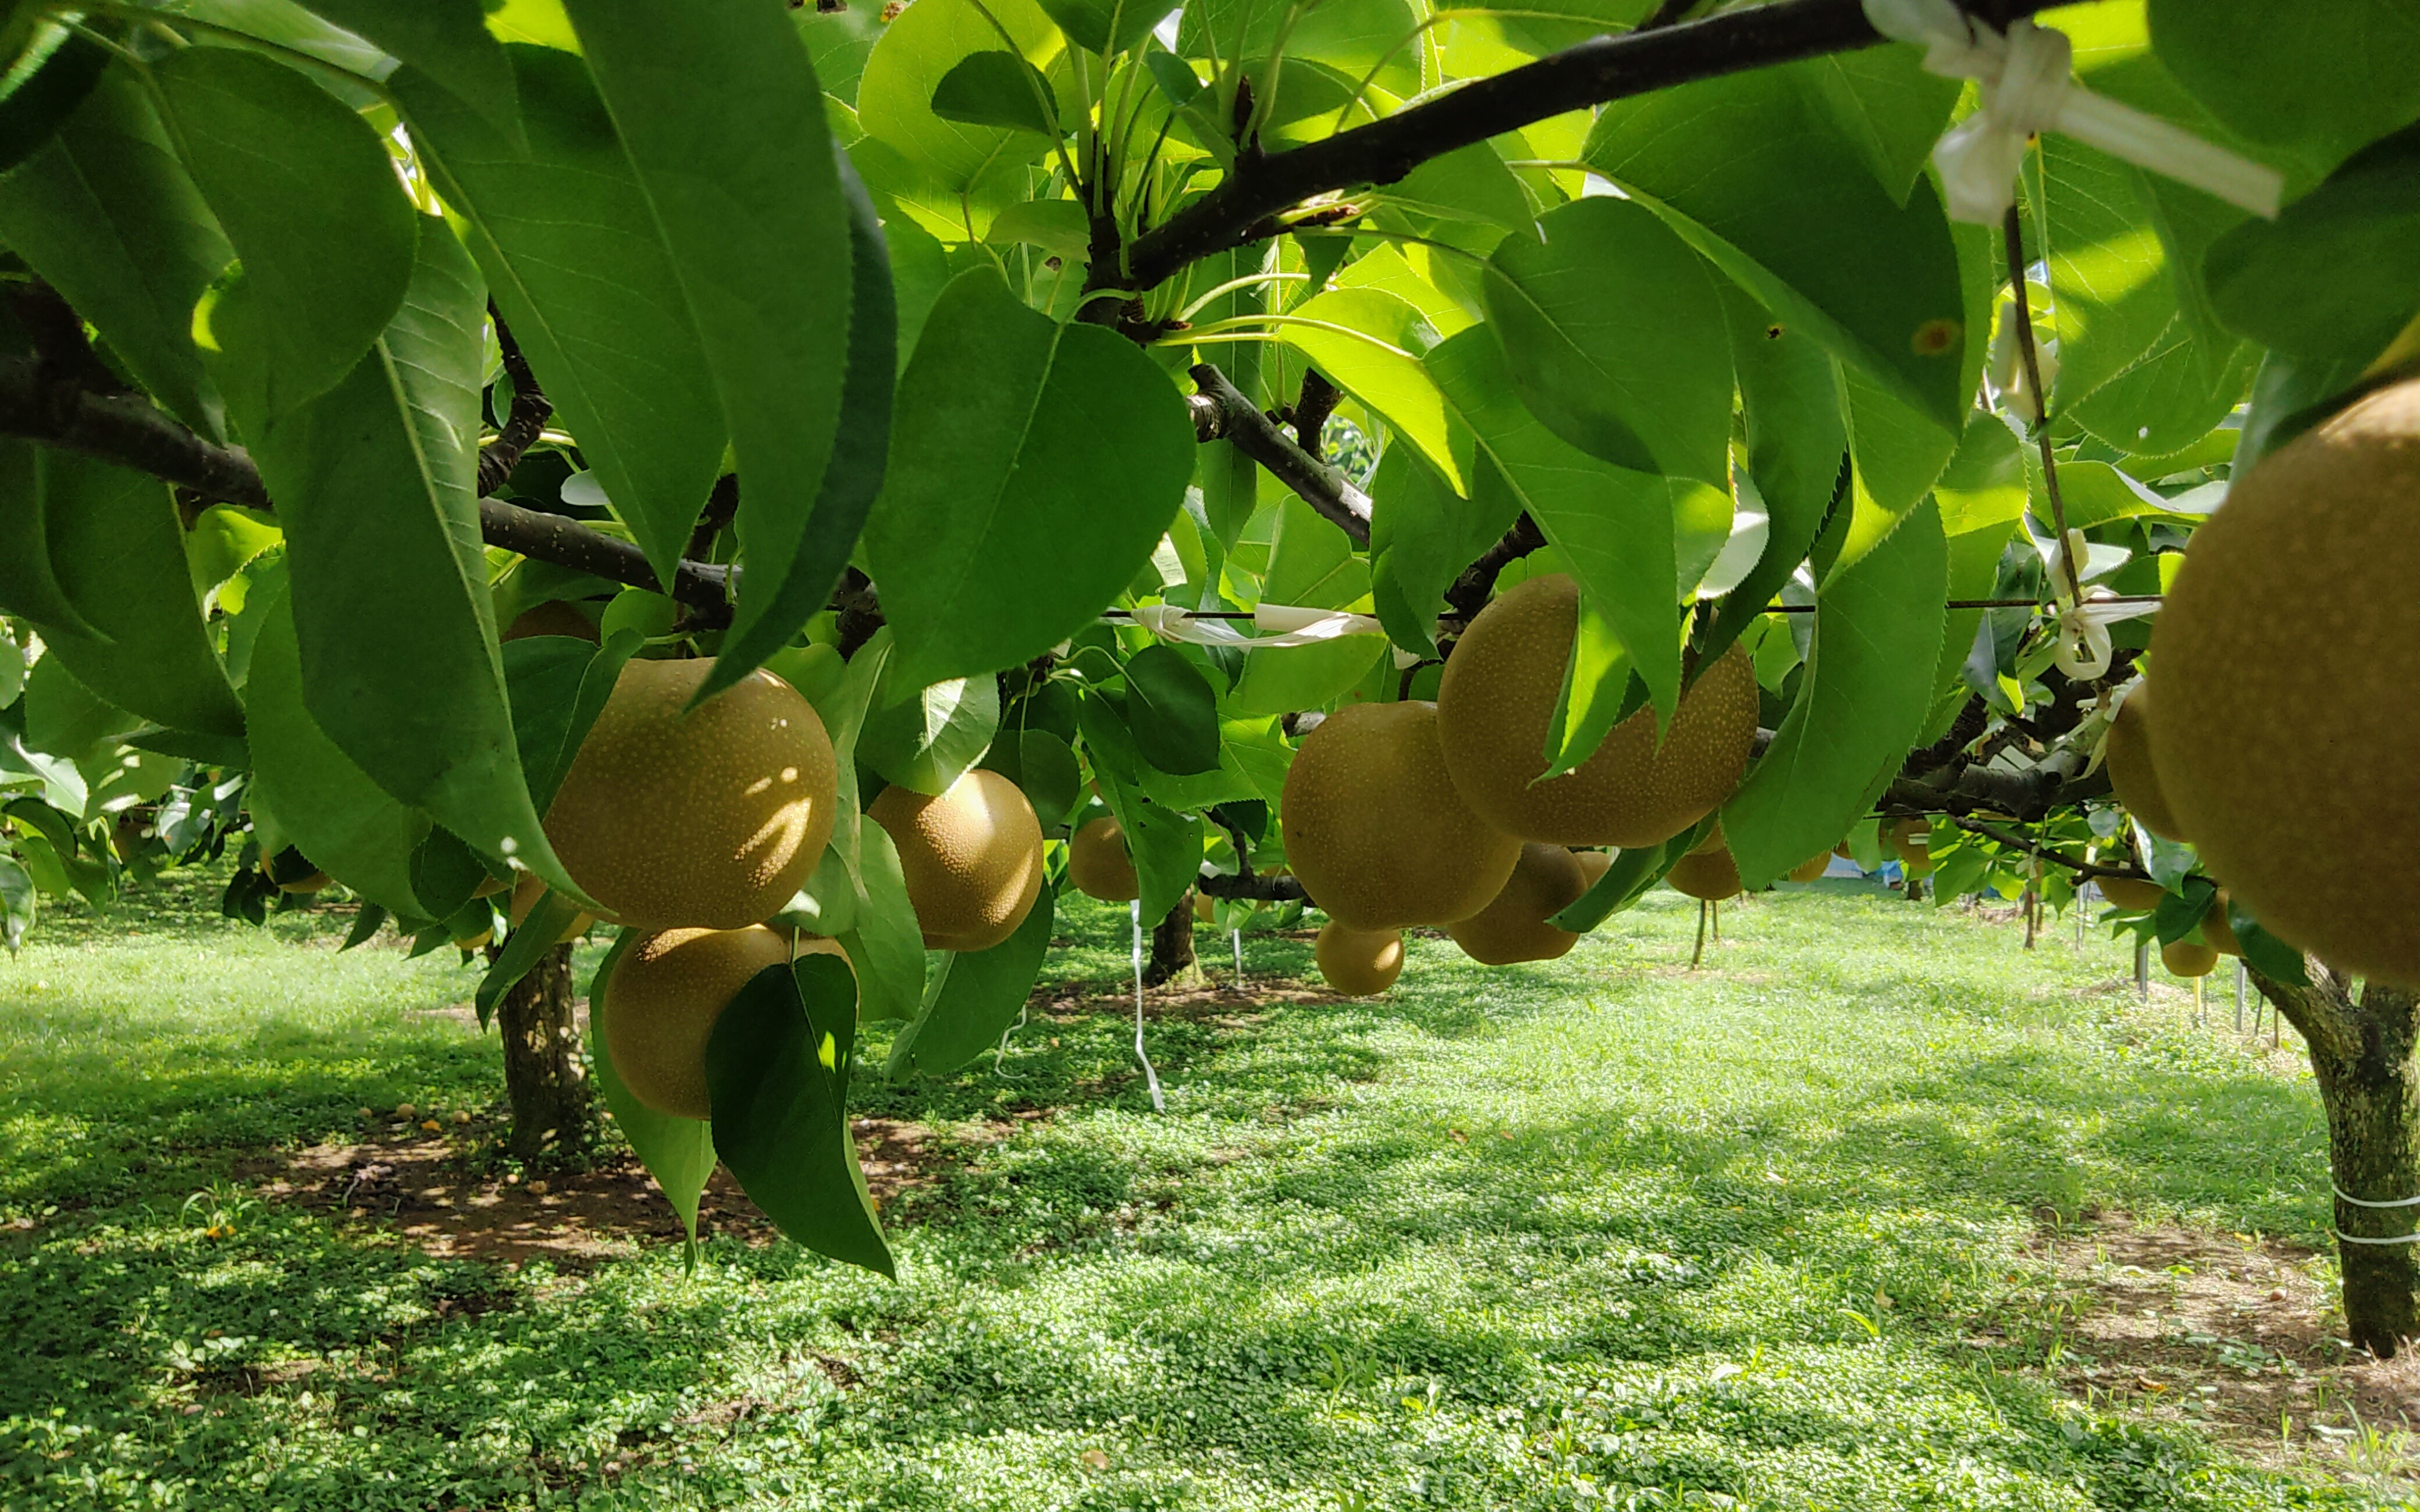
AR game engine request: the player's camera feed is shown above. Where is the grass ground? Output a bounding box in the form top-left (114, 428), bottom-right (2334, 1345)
top-left (0, 869), bottom-right (2408, 1510)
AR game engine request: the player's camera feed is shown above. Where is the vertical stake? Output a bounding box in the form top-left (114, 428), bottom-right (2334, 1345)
top-left (1232, 927), bottom-right (1244, 992)
top-left (2134, 937), bottom-right (2150, 999)
top-left (1131, 899), bottom-right (1165, 1113)
top-left (2234, 957), bottom-right (2247, 1033)
top-left (1692, 900), bottom-right (1708, 969)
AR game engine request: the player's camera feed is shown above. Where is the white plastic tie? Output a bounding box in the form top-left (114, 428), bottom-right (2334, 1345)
top-left (1862, 0), bottom-right (2283, 226)
top-left (2334, 1184), bottom-right (2420, 1210)
top-left (1130, 898), bottom-right (1166, 1114)
top-left (1127, 601), bottom-right (1387, 651)
top-left (2052, 590), bottom-right (2156, 680)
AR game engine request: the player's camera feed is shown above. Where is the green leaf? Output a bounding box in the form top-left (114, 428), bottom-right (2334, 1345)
top-left (1721, 499), bottom-right (1948, 890)
top-left (151, 45), bottom-right (417, 429)
top-left (1078, 689), bottom-right (1202, 920)
top-left (290, 0), bottom-right (522, 142)
top-left (20, 655), bottom-right (134, 764)
top-left (983, 728), bottom-right (1083, 831)
top-left (1368, 445), bottom-right (1518, 657)
top-left (1482, 196), bottom-right (1732, 486)
top-left (857, 0), bottom-right (1058, 191)
top-left (473, 890), bottom-right (582, 1025)
top-left (2227, 896), bottom-right (2310, 987)
top-left (1386, 142), bottom-right (1535, 234)
top-left (1123, 645), bottom-right (1220, 776)
top-left (1702, 284), bottom-right (1845, 660)
top-left (245, 584), bottom-right (429, 919)
top-left (703, 155), bottom-right (895, 702)
top-left (0, 441), bottom-right (98, 636)
top-left (930, 51), bottom-right (1059, 135)
top-left (885, 885), bottom-right (1052, 1078)
top-left (1800, 45), bottom-right (1961, 205)
top-left (1547, 829), bottom-right (1694, 933)
top-left (560, 0), bottom-right (855, 675)
top-left (15, 451), bottom-right (243, 736)
top-left (838, 818), bottom-right (926, 1022)
top-left (0, 30), bottom-right (108, 175)
top-left (1540, 595), bottom-right (1636, 782)
top-left (1034, 0), bottom-right (1161, 56)
top-left (2205, 124), bottom-right (2420, 363)
top-left (588, 929), bottom-right (717, 1254)
top-left (184, 504), bottom-right (281, 607)
top-left (0, 68), bottom-right (233, 436)
top-left (1276, 287), bottom-right (1460, 491)
top-left (2147, 0), bottom-right (2420, 173)
top-left (397, 46), bottom-right (724, 591)
top-left (860, 668), bottom-right (1001, 796)
top-left (1229, 494), bottom-right (1390, 716)
top-left (707, 953), bottom-right (894, 1276)
top-left (865, 268), bottom-right (1195, 683)
top-left (1585, 62), bottom-right (1969, 433)
top-left (503, 628), bottom-right (641, 815)
top-left (1427, 326), bottom-right (1684, 728)
top-left (987, 196), bottom-right (1090, 258)
top-left (1928, 415), bottom-right (2027, 718)
top-left (247, 217), bottom-right (580, 899)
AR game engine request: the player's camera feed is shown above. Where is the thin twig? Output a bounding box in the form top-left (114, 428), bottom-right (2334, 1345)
top-left (475, 312), bottom-right (551, 495)
top-left (1190, 362), bottom-right (1371, 543)
top-left (2002, 204), bottom-right (2082, 606)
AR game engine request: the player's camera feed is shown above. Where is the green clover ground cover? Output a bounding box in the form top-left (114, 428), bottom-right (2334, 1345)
top-left (0, 872), bottom-right (2382, 1510)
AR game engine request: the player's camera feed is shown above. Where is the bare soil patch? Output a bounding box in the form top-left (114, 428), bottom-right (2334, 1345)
top-left (2001, 1214), bottom-right (2420, 1482)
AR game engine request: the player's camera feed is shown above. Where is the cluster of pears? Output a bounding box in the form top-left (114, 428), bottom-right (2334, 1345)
top-left (549, 655), bottom-right (1044, 1121)
top-left (2107, 375), bottom-right (2420, 985)
top-left (1280, 573), bottom-right (1764, 996)
top-left (2094, 867), bottom-right (2243, 980)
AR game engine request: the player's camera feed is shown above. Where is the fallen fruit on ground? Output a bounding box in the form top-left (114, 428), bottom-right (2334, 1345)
top-left (870, 769), bottom-right (1045, 951)
top-left (1449, 843), bottom-right (1586, 965)
top-left (1435, 575), bottom-right (1757, 847)
top-left (546, 658), bottom-right (837, 931)
top-left (2149, 376), bottom-right (2420, 984)
top-left (1280, 701), bottom-right (1521, 930)
top-left (1315, 921), bottom-right (1404, 996)
top-left (1067, 815), bottom-right (1140, 903)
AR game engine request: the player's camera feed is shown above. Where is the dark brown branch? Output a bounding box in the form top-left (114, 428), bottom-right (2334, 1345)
top-left (686, 473), bottom-right (740, 561)
top-left (2002, 205), bottom-right (2082, 605)
top-left (1190, 362), bottom-right (1371, 543)
top-left (475, 312), bottom-right (551, 495)
top-left (11, 281), bottom-right (122, 396)
top-left (1198, 868), bottom-right (1307, 903)
top-left (1880, 744), bottom-right (2110, 823)
top-left (1110, 0), bottom-right (2068, 293)
top-left (1289, 370), bottom-right (1341, 457)
top-left (1902, 695), bottom-right (1987, 779)
top-left (1444, 513), bottom-right (1547, 623)
top-left (0, 354), bottom-right (734, 618)
top-left (1938, 815), bottom-right (2153, 886)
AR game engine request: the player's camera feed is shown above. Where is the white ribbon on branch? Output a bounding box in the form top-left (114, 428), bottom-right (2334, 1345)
top-left (1128, 602), bottom-right (1422, 667)
top-left (1861, 0), bottom-right (2284, 226)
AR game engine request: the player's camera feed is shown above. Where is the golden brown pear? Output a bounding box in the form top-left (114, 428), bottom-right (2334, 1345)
top-left (1067, 815), bottom-right (1141, 903)
top-left (1573, 849), bottom-right (1614, 887)
top-left (509, 872), bottom-right (596, 945)
top-left (277, 869), bottom-right (330, 896)
top-left (2103, 685), bottom-right (2187, 841)
top-left (1887, 817), bottom-right (1935, 877)
top-left (2202, 889), bottom-right (2240, 956)
top-left (546, 658), bottom-right (837, 930)
top-left (1666, 832), bottom-right (1742, 901)
top-left (1786, 852), bottom-right (1832, 883)
top-left (2148, 376), bottom-right (2420, 982)
top-left (2097, 875), bottom-right (2166, 911)
top-left (1315, 921), bottom-right (1404, 996)
top-left (1449, 843), bottom-right (1586, 965)
top-left (2162, 937), bottom-right (2219, 978)
top-left (1193, 890), bottom-right (1216, 923)
top-left (869, 769), bottom-right (1045, 952)
top-left (603, 925), bottom-right (805, 1119)
top-left (1434, 575), bottom-right (1759, 846)
top-left (1280, 701), bottom-right (1522, 930)
top-left (504, 598), bottom-right (600, 643)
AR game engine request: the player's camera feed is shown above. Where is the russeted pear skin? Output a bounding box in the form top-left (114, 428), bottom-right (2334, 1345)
top-left (869, 769), bottom-right (1044, 952)
top-left (2104, 686), bottom-right (2186, 841)
top-left (1316, 921), bottom-right (1403, 996)
top-left (510, 872), bottom-right (596, 945)
top-left (2162, 937), bottom-right (2219, 978)
top-left (604, 925), bottom-right (842, 1120)
top-left (546, 658), bottom-right (837, 931)
top-left (2203, 890), bottom-right (2240, 956)
top-left (1280, 701), bottom-right (1522, 930)
top-left (2097, 875), bottom-right (2166, 911)
top-left (1573, 849), bottom-right (1613, 887)
top-left (1067, 816), bottom-right (1140, 902)
top-left (1449, 843), bottom-right (1586, 965)
top-left (2148, 377), bottom-right (2420, 982)
top-left (1666, 845), bottom-right (1741, 901)
top-left (1786, 853), bottom-right (1832, 883)
top-left (1887, 817), bottom-right (1935, 877)
top-left (1435, 575), bottom-right (1760, 847)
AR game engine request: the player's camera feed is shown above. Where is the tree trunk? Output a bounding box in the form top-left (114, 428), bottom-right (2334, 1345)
top-left (1143, 898), bottom-right (1196, 986)
top-left (498, 942), bottom-right (589, 1161)
top-left (2252, 965), bottom-right (2420, 1357)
